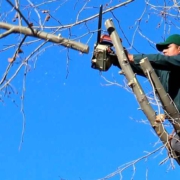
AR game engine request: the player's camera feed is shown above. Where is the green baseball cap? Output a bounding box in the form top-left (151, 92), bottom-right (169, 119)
top-left (156, 34), bottom-right (180, 51)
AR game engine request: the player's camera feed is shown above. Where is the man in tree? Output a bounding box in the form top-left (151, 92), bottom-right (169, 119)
top-left (112, 34), bottom-right (180, 153)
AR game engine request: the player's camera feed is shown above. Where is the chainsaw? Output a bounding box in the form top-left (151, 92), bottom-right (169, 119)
top-left (91, 5), bottom-right (116, 71)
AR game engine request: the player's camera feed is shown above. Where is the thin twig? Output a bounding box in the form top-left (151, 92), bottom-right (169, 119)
top-left (6, 0), bottom-right (34, 32)
top-left (0, 35), bottom-right (27, 85)
top-left (15, 0), bottom-right (22, 26)
top-left (33, 0), bottom-right (134, 29)
top-left (98, 146), bottom-right (164, 180)
top-left (19, 65), bottom-right (27, 150)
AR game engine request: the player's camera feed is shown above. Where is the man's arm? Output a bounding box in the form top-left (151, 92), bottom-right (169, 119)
top-left (111, 54), bottom-right (148, 77)
top-left (133, 54), bottom-right (180, 71)
top-left (112, 53), bottom-right (180, 74)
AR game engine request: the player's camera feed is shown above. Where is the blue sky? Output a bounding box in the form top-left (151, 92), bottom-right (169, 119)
top-left (0, 0), bottom-right (180, 180)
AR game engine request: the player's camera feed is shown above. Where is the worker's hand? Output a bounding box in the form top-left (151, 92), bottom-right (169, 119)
top-left (110, 49), bottom-right (134, 67)
top-left (123, 48), bottom-right (134, 62)
top-left (127, 54), bottom-right (134, 62)
top-left (168, 129), bottom-right (175, 141)
top-left (155, 114), bottom-right (166, 123)
top-left (168, 134), bottom-right (174, 141)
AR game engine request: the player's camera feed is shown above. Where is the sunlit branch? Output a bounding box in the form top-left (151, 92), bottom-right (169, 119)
top-left (0, 27), bottom-right (14, 38)
top-left (0, 22), bottom-right (89, 53)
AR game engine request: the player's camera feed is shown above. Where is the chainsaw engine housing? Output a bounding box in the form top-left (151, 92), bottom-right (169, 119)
top-left (91, 43), bottom-right (114, 71)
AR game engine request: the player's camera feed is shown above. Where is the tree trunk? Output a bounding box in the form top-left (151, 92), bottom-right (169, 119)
top-left (105, 19), bottom-right (180, 164)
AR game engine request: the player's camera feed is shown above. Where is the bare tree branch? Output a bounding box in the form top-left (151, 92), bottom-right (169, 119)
top-left (6, 0), bottom-right (30, 27)
top-left (35, 0), bottom-right (134, 29)
top-left (105, 19), bottom-right (180, 164)
top-left (0, 22), bottom-right (89, 53)
top-left (99, 145), bottom-right (164, 180)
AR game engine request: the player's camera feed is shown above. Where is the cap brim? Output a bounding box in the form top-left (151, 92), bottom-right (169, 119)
top-left (156, 43), bottom-right (169, 52)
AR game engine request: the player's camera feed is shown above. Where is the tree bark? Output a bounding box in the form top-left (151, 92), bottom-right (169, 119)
top-left (0, 22), bottom-right (89, 53)
top-left (140, 58), bottom-right (180, 134)
top-left (105, 19), bottom-right (180, 164)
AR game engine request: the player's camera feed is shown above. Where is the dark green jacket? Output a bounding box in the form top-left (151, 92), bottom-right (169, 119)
top-left (132, 54), bottom-right (180, 112)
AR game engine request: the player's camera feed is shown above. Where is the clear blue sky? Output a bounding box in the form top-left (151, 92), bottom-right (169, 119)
top-left (0, 0), bottom-right (180, 180)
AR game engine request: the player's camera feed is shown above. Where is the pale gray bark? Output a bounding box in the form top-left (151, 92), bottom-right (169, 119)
top-left (0, 22), bottom-right (89, 53)
top-left (105, 19), bottom-right (180, 164)
top-left (140, 58), bottom-right (180, 134)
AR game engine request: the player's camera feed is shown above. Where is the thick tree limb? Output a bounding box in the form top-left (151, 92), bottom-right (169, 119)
top-left (140, 58), bottom-right (180, 133)
top-left (105, 19), bottom-right (180, 164)
top-left (0, 22), bottom-right (89, 53)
